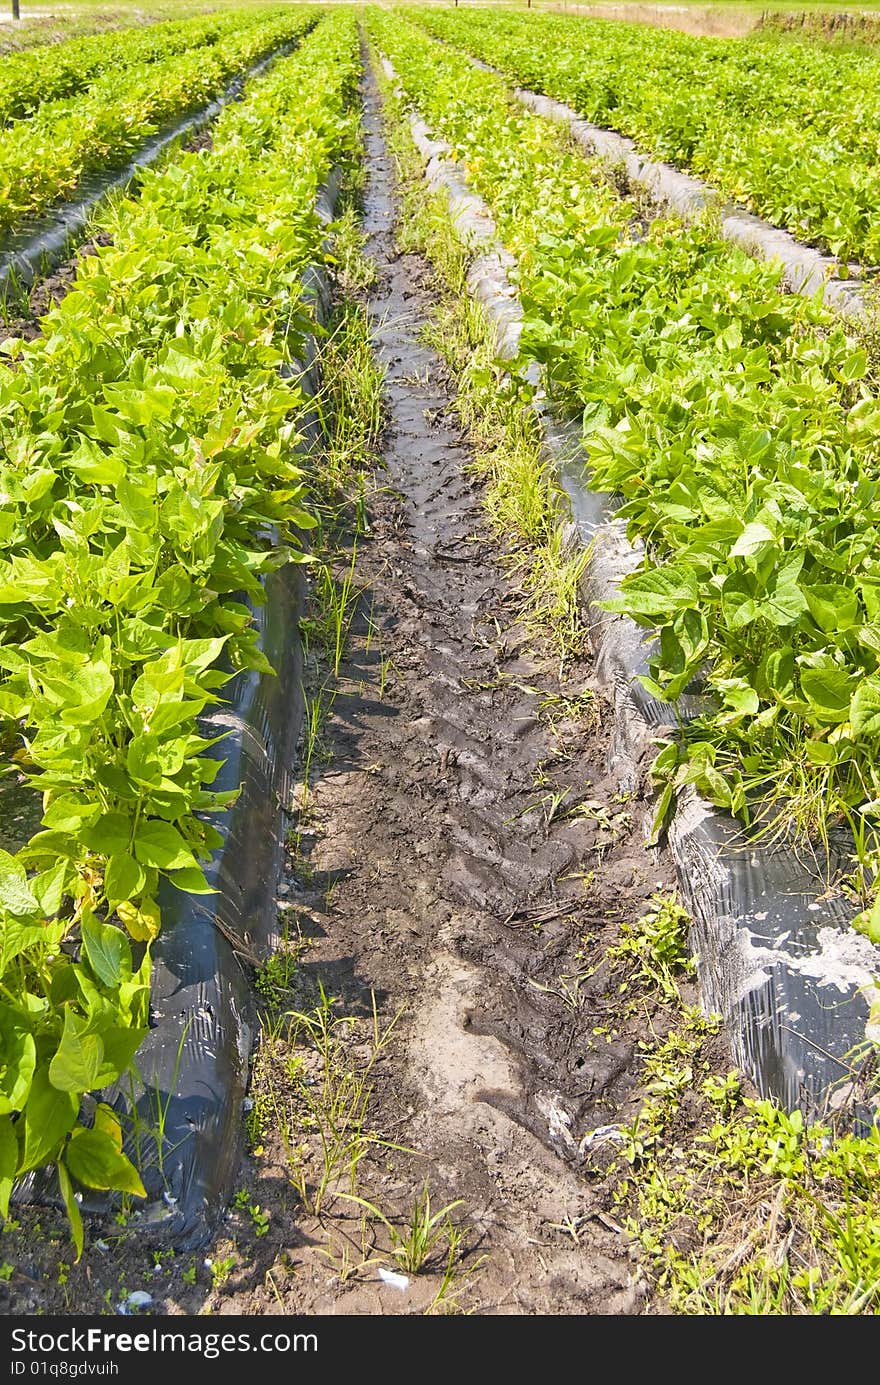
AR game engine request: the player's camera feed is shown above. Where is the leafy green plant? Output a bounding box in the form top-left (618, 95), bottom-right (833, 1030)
top-left (609, 891), bottom-right (694, 1000)
top-left (367, 8), bottom-right (880, 870)
top-left (233, 1189), bottom-right (270, 1237)
top-left (0, 7), bottom-right (320, 234)
top-left (0, 9), bottom-right (278, 129)
top-left (208, 1254), bottom-right (236, 1289)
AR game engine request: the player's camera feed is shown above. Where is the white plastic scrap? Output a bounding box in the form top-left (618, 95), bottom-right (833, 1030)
top-left (578, 1124), bottom-right (626, 1161)
top-left (117, 1291), bottom-right (153, 1316)
top-left (535, 1091), bottom-right (577, 1155)
top-left (378, 1267), bottom-right (410, 1292)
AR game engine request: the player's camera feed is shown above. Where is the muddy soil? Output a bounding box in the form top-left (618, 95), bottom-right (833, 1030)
top-left (1, 73), bottom-right (716, 1319)
top-left (2, 232), bottom-right (113, 342)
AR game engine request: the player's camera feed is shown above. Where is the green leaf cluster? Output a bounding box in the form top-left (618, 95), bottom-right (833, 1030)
top-left (0, 10), bottom-right (274, 129)
top-left (0, 6), bottom-right (319, 234)
top-left (366, 9), bottom-right (880, 842)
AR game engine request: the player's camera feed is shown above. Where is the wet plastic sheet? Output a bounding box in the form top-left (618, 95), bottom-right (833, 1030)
top-left (110, 557), bottom-right (308, 1246)
top-left (387, 55), bottom-right (880, 1121)
top-left (557, 428), bottom-right (877, 1122)
top-left (669, 792), bottom-right (877, 1118)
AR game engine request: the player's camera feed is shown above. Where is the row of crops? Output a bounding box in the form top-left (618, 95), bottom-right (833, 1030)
top-left (368, 9), bottom-right (880, 884)
top-left (0, 4), bottom-right (317, 236)
top-left (0, 10), bottom-right (261, 127)
top-left (411, 6), bottom-right (880, 266)
top-left (0, 7), bottom-right (359, 1244)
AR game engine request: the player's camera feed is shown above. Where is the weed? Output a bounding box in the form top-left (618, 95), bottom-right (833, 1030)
top-left (296, 680), bottom-right (336, 817)
top-left (311, 305), bottom-right (384, 525)
top-left (124, 1020), bottom-right (191, 1188)
top-left (608, 891), bottom-right (694, 1000)
top-left (586, 896), bottom-right (880, 1315)
top-left (302, 548), bottom-right (361, 679)
top-left (425, 1231), bottom-right (487, 1316)
top-left (390, 1185), bottom-right (465, 1275)
top-left (344, 1183), bottom-right (466, 1275)
top-left (255, 927), bottom-right (306, 1013)
top-left (259, 985), bottom-right (404, 1217)
top-left (331, 204), bottom-right (378, 295)
top-left (318, 1216), bottom-right (381, 1284)
top-left (506, 786), bottom-right (572, 830)
top-left (207, 1255), bottom-right (237, 1290)
top-left (233, 1190), bottom-right (270, 1238)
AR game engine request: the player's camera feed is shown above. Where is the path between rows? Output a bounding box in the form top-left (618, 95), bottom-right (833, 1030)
top-left (223, 67), bottom-right (676, 1316)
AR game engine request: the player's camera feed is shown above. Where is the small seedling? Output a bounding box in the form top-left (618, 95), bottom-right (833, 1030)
top-left (233, 1190), bottom-right (270, 1237)
top-left (208, 1255), bottom-right (236, 1289)
top-left (344, 1184), bottom-right (465, 1276)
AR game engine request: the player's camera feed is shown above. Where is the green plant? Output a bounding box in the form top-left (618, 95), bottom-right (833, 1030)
top-left (0, 10), bottom-right (288, 128)
top-left (208, 1254), bottom-right (237, 1289)
top-left (233, 1189), bottom-right (270, 1237)
top-left (303, 549), bottom-right (362, 681)
top-left (369, 9), bottom-right (880, 876)
top-left (608, 891), bottom-right (694, 1000)
top-left (264, 985), bottom-right (404, 1217)
top-left (344, 1183), bottom-right (466, 1276)
top-left (0, 8), bottom-right (319, 235)
top-left (411, 5), bottom-right (880, 264)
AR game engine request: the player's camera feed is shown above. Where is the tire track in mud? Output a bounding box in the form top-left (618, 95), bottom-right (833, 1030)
top-left (282, 68), bottom-right (679, 1314)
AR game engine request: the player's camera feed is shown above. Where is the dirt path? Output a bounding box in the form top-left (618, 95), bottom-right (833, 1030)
top-left (222, 73), bottom-right (677, 1316)
top-left (2, 66), bottom-right (687, 1320)
top-left (253, 78), bottom-right (661, 1314)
